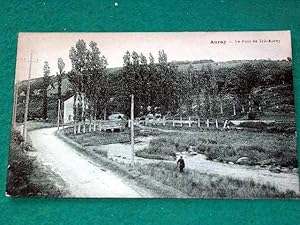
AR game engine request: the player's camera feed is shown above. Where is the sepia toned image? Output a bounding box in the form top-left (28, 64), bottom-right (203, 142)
top-left (6, 31), bottom-right (299, 198)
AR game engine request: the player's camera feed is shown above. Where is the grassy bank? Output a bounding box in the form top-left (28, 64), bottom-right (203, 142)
top-left (16, 121), bottom-right (57, 131)
top-left (136, 161), bottom-right (298, 198)
top-left (57, 130), bottom-right (298, 198)
top-left (63, 127), bottom-right (162, 146)
top-left (6, 130), bottom-right (66, 197)
top-left (138, 129), bottom-right (297, 168)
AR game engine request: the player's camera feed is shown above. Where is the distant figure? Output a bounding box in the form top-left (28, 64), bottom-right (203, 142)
top-left (177, 156), bottom-right (185, 173)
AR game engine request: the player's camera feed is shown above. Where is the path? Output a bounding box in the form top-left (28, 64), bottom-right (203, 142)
top-left (99, 125), bottom-right (300, 193)
top-left (28, 127), bottom-right (153, 198)
top-left (181, 153), bottom-right (299, 193)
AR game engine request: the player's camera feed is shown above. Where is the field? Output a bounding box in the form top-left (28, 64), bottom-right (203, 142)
top-left (136, 162), bottom-right (298, 198)
top-left (63, 126), bottom-right (162, 146)
top-left (137, 129), bottom-right (297, 168)
top-left (58, 129), bottom-right (299, 198)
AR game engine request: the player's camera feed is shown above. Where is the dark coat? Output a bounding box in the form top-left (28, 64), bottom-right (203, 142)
top-left (177, 158), bottom-right (185, 168)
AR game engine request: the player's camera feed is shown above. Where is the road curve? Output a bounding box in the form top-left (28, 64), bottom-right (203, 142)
top-left (28, 127), bottom-right (152, 198)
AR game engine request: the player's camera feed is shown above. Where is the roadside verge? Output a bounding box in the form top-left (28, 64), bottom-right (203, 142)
top-left (55, 130), bottom-right (189, 198)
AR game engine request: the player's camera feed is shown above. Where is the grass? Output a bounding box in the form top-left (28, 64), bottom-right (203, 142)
top-left (64, 126), bottom-right (163, 146)
top-left (64, 126), bottom-right (131, 146)
top-left (59, 130), bottom-right (299, 198)
top-left (138, 129), bottom-right (298, 168)
top-left (136, 161), bottom-right (298, 198)
top-left (6, 130), bottom-right (66, 197)
top-left (21, 121), bottom-right (57, 131)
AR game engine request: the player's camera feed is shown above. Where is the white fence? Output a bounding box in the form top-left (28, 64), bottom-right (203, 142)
top-left (141, 117), bottom-right (229, 129)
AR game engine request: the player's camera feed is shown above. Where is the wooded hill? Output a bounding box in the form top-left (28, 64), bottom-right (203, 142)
top-left (15, 42), bottom-right (294, 123)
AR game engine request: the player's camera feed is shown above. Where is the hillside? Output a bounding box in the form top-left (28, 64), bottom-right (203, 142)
top-left (15, 59), bottom-right (295, 122)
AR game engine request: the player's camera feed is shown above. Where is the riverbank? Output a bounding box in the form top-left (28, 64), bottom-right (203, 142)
top-left (59, 128), bottom-right (299, 198)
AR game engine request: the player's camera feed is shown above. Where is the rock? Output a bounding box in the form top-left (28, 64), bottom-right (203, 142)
top-left (258, 158), bottom-right (276, 166)
top-left (228, 161), bottom-right (234, 165)
top-left (281, 167), bottom-right (289, 173)
top-left (266, 165), bottom-right (272, 170)
top-left (236, 157), bottom-right (250, 165)
top-left (188, 151), bottom-right (198, 156)
top-left (270, 166), bottom-right (281, 173)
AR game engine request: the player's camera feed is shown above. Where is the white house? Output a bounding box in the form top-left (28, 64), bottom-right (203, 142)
top-left (63, 96), bottom-right (74, 124)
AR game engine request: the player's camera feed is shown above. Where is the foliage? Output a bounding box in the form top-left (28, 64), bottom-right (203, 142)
top-left (57, 57), bottom-right (65, 111)
top-left (6, 130), bottom-right (63, 197)
top-left (114, 50), bottom-right (180, 117)
top-left (68, 39), bottom-right (108, 121)
top-left (42, 61), bottom-right (51, 120)
top-left (137, 130), bottom-right (297, 168)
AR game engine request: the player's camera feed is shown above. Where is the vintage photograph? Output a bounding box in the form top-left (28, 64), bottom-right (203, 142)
top-left (6, 31), bottom-right (299, 198)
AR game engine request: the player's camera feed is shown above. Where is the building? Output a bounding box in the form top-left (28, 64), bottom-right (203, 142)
top-left (63, 96), bottom-right (74, 124)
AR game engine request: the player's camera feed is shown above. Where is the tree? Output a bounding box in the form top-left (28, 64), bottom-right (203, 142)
top-left (68, 39), bottom-right (88, 122)
top-left (86, 41), bottom-right (108, 120)
top-left (68, 39), bottom-right (108, 122)
top-left (42, 61), bottom-right (51, 120)
top-left (57, 57), bottom-right (65, 113)
top-left (156, 50), bottom-right (179, 115)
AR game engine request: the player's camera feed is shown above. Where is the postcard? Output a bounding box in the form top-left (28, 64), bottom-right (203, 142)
top-left (6, 31), bottom-right (299, 198)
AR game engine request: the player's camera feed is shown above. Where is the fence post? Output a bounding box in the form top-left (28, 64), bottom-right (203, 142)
top-left (77, 123), bottom-right (81, 133)
top-left (128, 119), bottom-right (131, 128)
top-left (173, 118), bottom-right (175, 127)
top-left (89, 120), bottom-right (92, 132)
top-left (99, 121), bottom-right (102, 132)
top-left (206, 119), bottom-right (210, 128)
top-left (223, 120), bottom-right (228, 129)
top-left (197, 117), bottom-right (200, 128)
top-left (180, 116), bottom-right (183, 127)
top-left (215, 119), bottom-right (219, 129)
top-left (233, 103), bottom-right (236, 116)
top-left (83, 121), bottom-right (86, 133)
top-left (188, 116), bottom-right (191, 127)
top-left (93, 119), bottom-right (96, 131)
top-left (73, 123), bottom-right (77, 134)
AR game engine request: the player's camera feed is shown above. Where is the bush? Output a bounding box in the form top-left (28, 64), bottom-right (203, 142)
top-left (247, 111), bottom-right (257, 120)
top-left (6, 130), bottom-right (64, 197)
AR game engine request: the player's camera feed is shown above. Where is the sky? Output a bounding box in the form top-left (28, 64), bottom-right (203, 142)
top-left (15, 31), bottom-right (291, 81)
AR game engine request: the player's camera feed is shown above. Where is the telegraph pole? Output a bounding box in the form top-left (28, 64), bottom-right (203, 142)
top-left (12, 81), bottom-right (19, 129)
top-left (131, 94), bottom-right (135, 166)
top-left (23, 51), bottom-right (38, 142)
top-left (57, 99), bottom-right (61, 131)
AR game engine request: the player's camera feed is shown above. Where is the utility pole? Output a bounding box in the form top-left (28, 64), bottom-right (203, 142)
top-left (57, 99), bottom-right (61, 131)
top-left (12, 81), bottom-right (19, 129)
top-left (23, 51), bottom-right (38, 142)
top-left (131, 94), bottom-right (135, 166)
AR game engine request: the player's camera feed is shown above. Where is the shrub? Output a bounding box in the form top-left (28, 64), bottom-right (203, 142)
top-left (6, 130), bottom-right (63, 197)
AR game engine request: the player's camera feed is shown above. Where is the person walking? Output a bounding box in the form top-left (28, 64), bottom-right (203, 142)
top-left (177, 156), bottom-right (185, 173)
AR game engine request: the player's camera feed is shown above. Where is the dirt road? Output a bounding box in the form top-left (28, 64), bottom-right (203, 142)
top-left (28, 127), bottom-right (152, 198)
top-left (181, 153), bottom-right (299, 193)
top-left (136, 125), bottom-right (299, 193)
